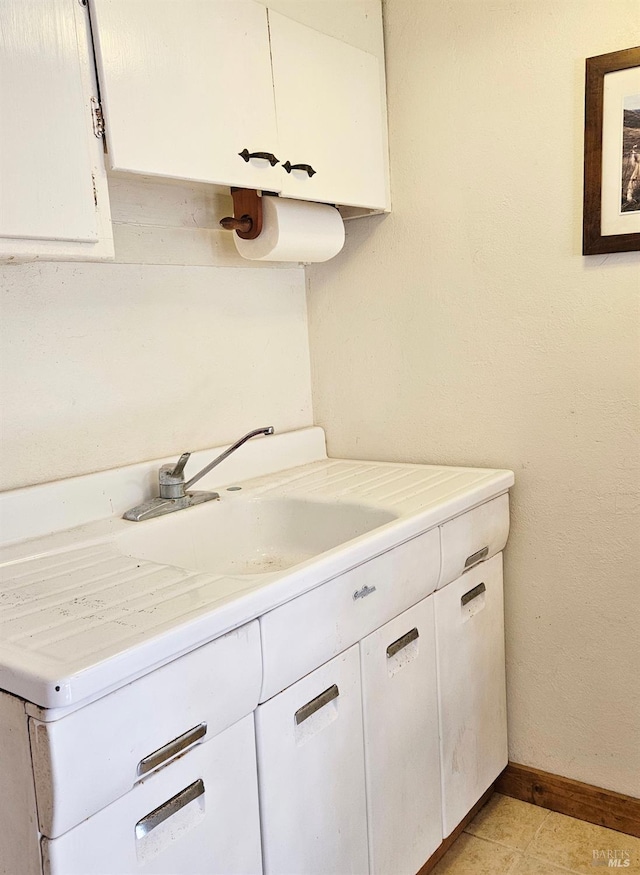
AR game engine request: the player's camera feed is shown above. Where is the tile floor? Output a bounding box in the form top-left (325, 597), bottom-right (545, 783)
top-left (432, 793), bottom-right (640, 874)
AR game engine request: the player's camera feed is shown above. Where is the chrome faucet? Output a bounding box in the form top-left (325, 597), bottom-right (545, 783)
top-left (123, 426), bottom-right (275, 522)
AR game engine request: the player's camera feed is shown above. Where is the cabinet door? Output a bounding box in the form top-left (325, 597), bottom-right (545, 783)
top-left (255, 645), bottom-right (369, 875)
top-left (43, 714), bottom-right (262, 875)
top-left (0, 0), bottom-right (113, 261)
top-left (434, 554), bottom-right (508, 836)
top-left (361, 598), bottom-right (442, 875)
top-left (89, 0), bottom-right (281, 190)
top-left (268, 10), bottom-right (387, 210)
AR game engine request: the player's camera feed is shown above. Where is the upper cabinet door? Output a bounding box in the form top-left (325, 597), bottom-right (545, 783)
top-left (268, 10), bottom-right (387, 211)
top-left (0, 0), bottom-right (112, 260)
top-left (89, 0), bottom-right (281, 190)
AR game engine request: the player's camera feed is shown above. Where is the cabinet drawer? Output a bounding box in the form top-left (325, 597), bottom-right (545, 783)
top-left (438, 494), bottom-right (510, 589)
top-left (30, 621), bottom-right (262, 838)
top-left (434, 555), bottom-right (507, 836)
top-left (259, 529), bottom-right (440, 701)
top-left (255, 645), bottom-right (369, 875)
top-left (42, 714), bottom-right (262, 875)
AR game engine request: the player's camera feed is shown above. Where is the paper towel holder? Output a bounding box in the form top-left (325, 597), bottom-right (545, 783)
top-left (220, 188), bottom-right (263, 240)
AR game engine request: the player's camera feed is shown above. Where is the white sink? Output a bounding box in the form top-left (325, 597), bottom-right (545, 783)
top-left (117, 495), bottom-right (399, 576)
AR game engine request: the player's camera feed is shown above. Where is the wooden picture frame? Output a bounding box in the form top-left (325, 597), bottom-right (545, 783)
top-left (582, 46), bottom-right (640, 255)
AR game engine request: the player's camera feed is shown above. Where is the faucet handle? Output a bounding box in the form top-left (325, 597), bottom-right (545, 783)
top-left (159, 452), bottom-right (191, 499)
top-left (170, 452), bottom-right (191, 478)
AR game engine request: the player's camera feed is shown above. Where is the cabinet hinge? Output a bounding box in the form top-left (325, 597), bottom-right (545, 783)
top-left (90, 97), bottom-right (105, 139)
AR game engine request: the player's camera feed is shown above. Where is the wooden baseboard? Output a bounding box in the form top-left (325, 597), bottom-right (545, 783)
top-left (496, 762), bottom-right (640, 839)
top-left (416, 784), bottom-right (495, 875)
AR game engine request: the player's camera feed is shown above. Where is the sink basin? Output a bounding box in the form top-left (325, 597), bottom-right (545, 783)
top-left (117, 495), bottom-right (398, 576)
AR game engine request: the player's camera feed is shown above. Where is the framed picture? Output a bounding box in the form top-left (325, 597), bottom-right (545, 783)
top-left (583, 46), bottom-right (640, 255)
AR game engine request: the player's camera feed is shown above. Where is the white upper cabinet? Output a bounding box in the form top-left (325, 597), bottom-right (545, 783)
top-left (89, 0), bottom-right (280, 190)
top-left (89, 0), bottom-right (388, 211)
top-left (268, 10), bottom-right (386, 210)
top-left (0, 0), bottom-right (113, 261)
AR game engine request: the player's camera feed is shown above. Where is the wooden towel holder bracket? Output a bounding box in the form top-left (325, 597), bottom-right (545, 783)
top-left (220, 188), bottom-right (263, 240)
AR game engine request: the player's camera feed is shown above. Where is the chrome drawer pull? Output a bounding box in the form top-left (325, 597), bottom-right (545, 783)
top-left (386, 627), bottom-right (419, 659)
top-left (137, 722), bottom-right (207, 777)
top-left (461, 581), bottom-right (486, 606)
top-left (464, 546), bottom-right (489, 569)
top-left (353, 585), bottom-right (376, 600)
top-left (135, 779), bottom-right (205, 839)
top-left (295, 684), bottom-right (339, 725)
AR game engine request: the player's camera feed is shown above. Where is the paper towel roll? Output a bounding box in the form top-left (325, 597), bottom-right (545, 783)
top-left (234, 196), bottom-right (345, 263)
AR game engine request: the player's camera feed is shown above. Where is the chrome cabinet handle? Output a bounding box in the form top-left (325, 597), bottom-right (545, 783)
top-left (353, 585), bottom-right (376, 600)
top-left (386, 627), bottom-right (419, 659)
top-left (461, 581), bottom-right (486, 606)
top-left (295, 684), bottom-right (339, 725)
top-left (464, 545), bottom-right (489, 569)
top-left (282, 160), bottom-right (316, 177)
top-left (238, 149), bottom-right (279, 166)
top-left (135, 779), bottom-right (204, 839)
top-left (137, 723), bottom-right (207, 777)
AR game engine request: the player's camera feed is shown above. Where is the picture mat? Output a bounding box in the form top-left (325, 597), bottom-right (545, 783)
top-left (601, 66), bottom-right (640, 237)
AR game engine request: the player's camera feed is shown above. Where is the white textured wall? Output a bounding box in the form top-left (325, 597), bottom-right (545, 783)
top-left (307, 0), bottom-right (640, 796)
top-left (0, 177), bottom-right (311, 491)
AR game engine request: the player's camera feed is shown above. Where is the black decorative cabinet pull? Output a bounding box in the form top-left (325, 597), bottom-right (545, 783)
top-left (282, 161), bottom-right (316, 177)
top-left (238, 149), bottom-right (279, 166)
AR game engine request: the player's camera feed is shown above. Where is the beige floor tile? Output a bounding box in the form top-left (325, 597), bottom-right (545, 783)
top-left (464, 792), bottom-right (550, 851)
top-left (527, 811), bottom-right (640, 874)
top-left (510, 856), bottom-right (580, 875)
top-left (431, 833), bottom-right (521, 875)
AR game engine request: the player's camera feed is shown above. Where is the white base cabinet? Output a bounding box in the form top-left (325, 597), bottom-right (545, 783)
top-left (434, 554), bottom-right (508, 837)
top-left (257, 596), bottom-right (445, 875)
top-left (0, 486), bottom-right (511, 875)
top-left (43, 714), bottom-right (263, 875)
top-left (255, 644), bottom-right (369, 875)
top-left (255, 550), bottom-right (509, 871)
top-left (361, 598), bottom-right (442, 875)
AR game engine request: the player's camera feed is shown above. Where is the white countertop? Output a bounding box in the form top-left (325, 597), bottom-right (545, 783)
top-left (0, 428), bottom-right (513, 712)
